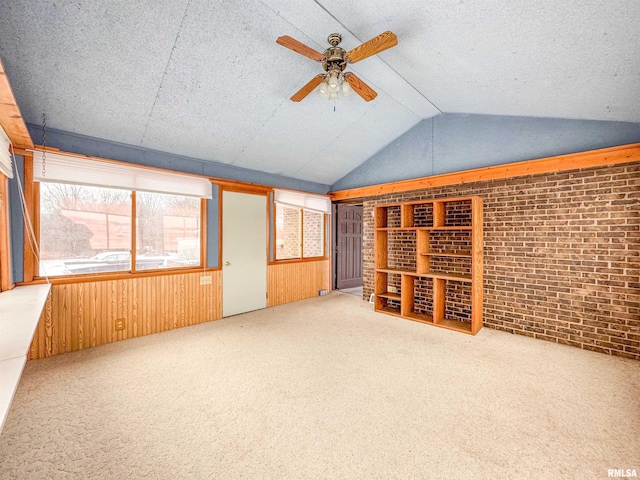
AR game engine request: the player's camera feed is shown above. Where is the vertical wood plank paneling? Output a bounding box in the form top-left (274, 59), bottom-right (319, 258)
top-left (267, 260), bottom-right (331, 307)
top-left (179, 274), bottom-right (186, 328)
top-left (60, 284), bottom-right (69, 354)
top-left (29, 271), bottom-right (223, 360)
top-left (76, 283), bottom-right (84, 351)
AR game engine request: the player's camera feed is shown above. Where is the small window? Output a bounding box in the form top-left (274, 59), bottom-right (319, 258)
top-left (275, 205), bottom-right (324, 260)
top-left (136, 192), bottom-right (201, 270)
top-left (303, 210), bottom-right (324, 257)
top-left (40, 183), bottom-right (132, 276)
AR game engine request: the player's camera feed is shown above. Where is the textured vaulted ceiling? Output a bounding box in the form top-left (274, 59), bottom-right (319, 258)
top-left (0, 0), bottom-right (638, 185)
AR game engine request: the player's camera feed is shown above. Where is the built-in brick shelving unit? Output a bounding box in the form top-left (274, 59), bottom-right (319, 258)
top-left (374, 196), bottom-right (483, 335)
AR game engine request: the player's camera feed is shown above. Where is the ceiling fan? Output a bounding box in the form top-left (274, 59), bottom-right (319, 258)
top-left (276, 31), bottom-right (397, 102)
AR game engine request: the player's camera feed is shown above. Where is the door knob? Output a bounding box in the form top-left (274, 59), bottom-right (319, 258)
top-left (224, 261), bottom-right (231, 266)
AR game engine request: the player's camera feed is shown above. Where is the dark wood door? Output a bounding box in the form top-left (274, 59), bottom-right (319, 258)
top-left (336, 204), bottom-right (363, 289)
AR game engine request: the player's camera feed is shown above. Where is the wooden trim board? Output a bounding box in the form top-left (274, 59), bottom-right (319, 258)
top-left (330, 143), bottom-right (640, 201)
top-left (0, 58), bottom-right (34, 149)
top-left (0, 175), bottom-right (11, 291)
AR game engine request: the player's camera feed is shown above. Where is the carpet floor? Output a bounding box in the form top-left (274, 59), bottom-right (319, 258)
top-left (0, 292), bottom-right (638, 479)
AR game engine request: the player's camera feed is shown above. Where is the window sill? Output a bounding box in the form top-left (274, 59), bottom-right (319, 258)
top-left (19, 266), bottom-right (221, 286)
top-left (270, 257), bottom-right (329, 265)
top-left (0, 283), bottom-right (51, 433)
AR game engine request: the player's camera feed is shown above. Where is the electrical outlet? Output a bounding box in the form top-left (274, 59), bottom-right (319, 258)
top-left (318, 289), bottom-right (328, 296)
top-left (115, 318), bottom-right (126, 331)
top-left (387, 286), bottom-right (397, 293)
top-left (200, 275), bottom-right (212, 285)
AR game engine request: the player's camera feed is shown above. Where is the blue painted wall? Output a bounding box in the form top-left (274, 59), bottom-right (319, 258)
top-left (27, 124), bottom-right (331, 195)
top-left (268, 191), bottom-right (275, 263)
top-left (331, 113), bottom-right (640, 191)
top-left (207, 184), bottom-right (220, 269)
top-left (8, 155), bottom-right (24, 283)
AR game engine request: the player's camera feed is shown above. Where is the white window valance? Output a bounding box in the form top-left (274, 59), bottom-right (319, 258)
top-left (0, 125), bottom-right (13, 179)
top-left (274, 189), bottom-right (331, 214)
top-left (31, 151), bottom-right (212, 199)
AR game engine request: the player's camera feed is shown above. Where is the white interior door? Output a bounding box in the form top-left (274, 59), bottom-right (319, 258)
top-left (222, 190), bottom-right (267, 317)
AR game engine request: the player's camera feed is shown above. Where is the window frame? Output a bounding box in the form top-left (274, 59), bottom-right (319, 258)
top-left (25, 154), bottom-right (210, 283)
top-left (274, 203), bottom-right (327, 263)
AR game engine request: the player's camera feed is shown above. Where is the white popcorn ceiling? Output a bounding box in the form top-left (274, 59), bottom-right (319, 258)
top-left (0, 0), bottom-right (637, 184)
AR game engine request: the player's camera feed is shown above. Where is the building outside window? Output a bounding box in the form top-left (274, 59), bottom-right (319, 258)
top-left (275, 204), bottom-right (325, 260)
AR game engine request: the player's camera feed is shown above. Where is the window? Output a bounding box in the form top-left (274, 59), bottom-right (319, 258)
top-left (276, 205), bottom-right (301, 259)
top-left (136, 192), bottom-right (201, 270)
top-left (275, 204), bottom-right (325, 260)
top-left (33, 151), bottom-right (211, 277)
top-left (302, 210), bottom-right (324, 257)
top-left (39, 184), bottom-right (203, 276)
top-left (40, 183), bottom-right (132, 276)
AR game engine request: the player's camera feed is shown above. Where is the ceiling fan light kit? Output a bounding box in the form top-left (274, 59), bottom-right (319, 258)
top-left (276, 31), bottom-right (398, 103)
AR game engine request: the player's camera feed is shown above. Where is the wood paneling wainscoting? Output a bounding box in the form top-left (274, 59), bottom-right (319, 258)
top-left (29, 271), bottom-right (222, 360)
top-left (268, 260), bottom-right (330, 307)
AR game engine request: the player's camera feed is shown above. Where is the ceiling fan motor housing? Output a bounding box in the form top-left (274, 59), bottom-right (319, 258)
top-left (323, 47), bottom-right (346, 72)
top-left (322, 33), bottom-right (346, 72)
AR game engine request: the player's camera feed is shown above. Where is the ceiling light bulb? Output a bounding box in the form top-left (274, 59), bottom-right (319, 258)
top-left (316, 81), bottom-right (329, 98)
top-left (329, 91), bottom-right (339, 101)
top-left (342, 79), bottom-right (353, 96)
top-left (328, 72), bottom-right (340, 92)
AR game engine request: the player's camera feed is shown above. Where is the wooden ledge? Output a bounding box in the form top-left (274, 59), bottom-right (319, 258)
top-left (0, 58), bottom-right (34, 149)
top-left (330, 143), bottom-right (640, 201)
top-left (0, 283), bottom-right (51, 432)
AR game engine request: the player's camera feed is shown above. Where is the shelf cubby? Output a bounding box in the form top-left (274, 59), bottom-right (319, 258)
top-left (374, 271), bottom-right (402, 316)
top-left (436, 278), bottom-right (476, 334)
top-left (402, 275), bottom-right (435, 324)
top-left (444, 199), bottom-right (473, 227)
top-left (412, 202), bottom-right (434, 228)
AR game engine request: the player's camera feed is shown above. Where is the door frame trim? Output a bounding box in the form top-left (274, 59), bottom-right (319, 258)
top-left (221, 188), bottom-right (269, 317)
top-left (333, 201), bottom-right (364, 290)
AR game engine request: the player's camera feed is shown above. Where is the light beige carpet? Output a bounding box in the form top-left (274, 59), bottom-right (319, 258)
top-left (1, 293), bottom-right (638, 479)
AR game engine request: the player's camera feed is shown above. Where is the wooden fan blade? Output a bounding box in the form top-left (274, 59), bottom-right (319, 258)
top-left (346, 31), bottom-right (398, 64)
top-left (290, 75), bottom-right (325, 102)
top-left (344, 73), bottom-right (377, 102)
top-left (276, 35), bottom-right (325, 62)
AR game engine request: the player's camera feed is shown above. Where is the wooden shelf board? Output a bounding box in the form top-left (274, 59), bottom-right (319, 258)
top-left (377, 306), bottom-right (402, 317)
top-left (376, 267), bottom-right (415, 275)
top-left (422, 226), bottom-right (472, 231)
top-left (436, 318), bottom-right (474, 333)
top-left (376, 227), bottom-right (416, 231)
top-left (409, 272), bottom-right (472, 282)
top-left (378, 226), bottom-right (472, 231)
top-left (405, 311), bottom-right (434, 324)
top-left (419, 252), bottom-right (472, 258)
top-left (376, 292), bottom-right (401, 300)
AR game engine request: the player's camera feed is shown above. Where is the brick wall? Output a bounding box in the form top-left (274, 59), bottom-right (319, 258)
top-left (363, 162), bottom-right (640, 360)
